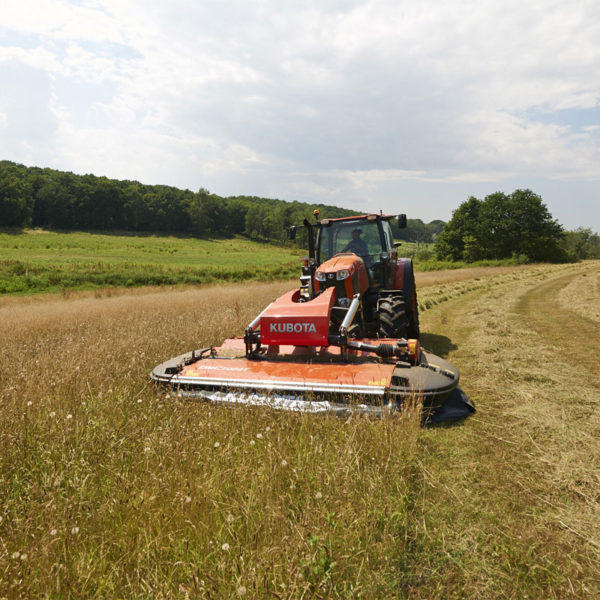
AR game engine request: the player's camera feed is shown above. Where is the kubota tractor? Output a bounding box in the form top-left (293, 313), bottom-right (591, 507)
top-left (287, 211), bottom-right (420, 341)
top-left (152, 211), bottom-right (474, 420)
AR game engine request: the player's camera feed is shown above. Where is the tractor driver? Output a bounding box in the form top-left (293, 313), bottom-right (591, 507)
top-left (343, 228), bottom-right (370, 261)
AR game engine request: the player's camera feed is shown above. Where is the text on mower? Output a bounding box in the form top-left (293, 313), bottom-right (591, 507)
top-left (269, 322), bottom-right (317, 334)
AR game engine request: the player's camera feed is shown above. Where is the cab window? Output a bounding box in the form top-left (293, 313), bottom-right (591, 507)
top-left (381, 221), bottom-right (393, 251)
top-left (318, 220), bottom-right (382, 266)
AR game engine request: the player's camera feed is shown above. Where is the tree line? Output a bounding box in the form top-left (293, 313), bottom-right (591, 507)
top-left (6, 161), bottom-right (594, 262)
top-left (0, 160), bottom-right (443, 243)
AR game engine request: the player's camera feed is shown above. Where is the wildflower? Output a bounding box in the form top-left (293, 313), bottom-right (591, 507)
top-left (50, 529), bottom-right (57, 536)
top-left (237, 585), bottom-right (247, 596)
top-left (265, 426), bottom-right (271, 432)
top-left (144, 446), bottom-right (151, 453)
top-left (27, 401), bottom-right (33, 407)
top-left (226, 514), bottom-right (234, 524)
top-left (20, 553), bottom-right (27, 561)
top-left (49, 411), bottom-right (56, 418)
top-left (221, 543), bottom-right (230, 551)
top-left (137, 398), bottom-right (142, 404)
top-left (281, 459), bottom-right (288, 467)
top-left (249, 440), bottom-right (255, 446)
top-left (184, 495), bottom-right (191, 504)
top-left (214, 442), bottom-right (220, 449)
top-left (66, 414), bottom-right (73, 420)
top-left (315, 491), bottom-right (322, 500)
top-left (71, 526), bottom-right (79, 535)
top-left (256, 433), bottom-right (263, 439)
top-left (11, 551), bottom-right (20, 559)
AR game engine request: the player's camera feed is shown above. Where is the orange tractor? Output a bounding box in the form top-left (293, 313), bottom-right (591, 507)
top-left (152, 212), bottom-right (473, 420)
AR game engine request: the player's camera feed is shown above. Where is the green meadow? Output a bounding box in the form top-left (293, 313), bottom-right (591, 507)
top-left (0, 229), bottom-right (535, 295)
top-left (0, 230), bottom-right (302, 294)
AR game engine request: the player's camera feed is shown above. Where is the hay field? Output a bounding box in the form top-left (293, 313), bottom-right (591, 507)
top-left (1, 262), bottom-right (599, 598)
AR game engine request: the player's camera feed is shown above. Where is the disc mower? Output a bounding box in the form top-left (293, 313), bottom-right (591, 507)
top-left (152, 212), bottom-right (473, 419)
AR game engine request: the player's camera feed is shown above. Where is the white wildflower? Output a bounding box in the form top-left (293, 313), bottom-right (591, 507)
top-left (221, 543), bottom-right (230, 551)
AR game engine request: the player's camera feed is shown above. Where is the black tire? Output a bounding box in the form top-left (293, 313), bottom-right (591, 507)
top-left (401, 259), bottom-right (420, 339)
top-left (406, 267), bottom-right (420, 339)
top-left (378, 293), bottom-right (409, 339)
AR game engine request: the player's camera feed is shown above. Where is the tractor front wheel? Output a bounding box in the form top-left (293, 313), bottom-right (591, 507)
top-left (378, 293), bottom-right (409, 339)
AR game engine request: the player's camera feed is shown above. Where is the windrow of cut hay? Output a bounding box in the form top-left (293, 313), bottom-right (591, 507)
top-left (408, 261), bottom-right (600, 599)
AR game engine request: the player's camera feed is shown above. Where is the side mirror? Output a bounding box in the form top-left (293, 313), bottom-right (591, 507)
top-left (397, 214), bottom-right (407, 228)
top-left (287, 226), bottom-right (297, 241)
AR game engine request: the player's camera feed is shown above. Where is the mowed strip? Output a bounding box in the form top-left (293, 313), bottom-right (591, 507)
top-left (404, 261), bottom-right (600, 599)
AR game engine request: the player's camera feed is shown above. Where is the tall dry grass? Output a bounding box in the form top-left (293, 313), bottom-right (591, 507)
top-left (0, 281), bottom-right (422, 598)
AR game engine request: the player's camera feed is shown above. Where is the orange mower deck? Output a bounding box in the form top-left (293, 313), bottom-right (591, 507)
top-left (151, 337), bottom-right (461, 415)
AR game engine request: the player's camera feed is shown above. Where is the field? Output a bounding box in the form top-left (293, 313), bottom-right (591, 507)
top-left (0, 230), bottom-right (301, 294)
top-left (0, 230), bottom-right (527, 296)
top-left (1, 261), bottom-right (599, 597)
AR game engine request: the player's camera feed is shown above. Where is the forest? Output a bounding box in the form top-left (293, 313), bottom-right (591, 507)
top-left (435, 189), bottom-right (600, 262)
top-left (0, 160), bottom-right (443, 243)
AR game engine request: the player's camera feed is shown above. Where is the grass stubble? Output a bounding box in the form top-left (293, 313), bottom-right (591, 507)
top-left (0, 262), bottom-right (598, 597)
top-left (408, 261), bottom-right (600, 598)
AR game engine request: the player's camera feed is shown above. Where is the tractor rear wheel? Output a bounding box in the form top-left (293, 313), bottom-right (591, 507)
top-left (378, 293), bottom-right (409, 339)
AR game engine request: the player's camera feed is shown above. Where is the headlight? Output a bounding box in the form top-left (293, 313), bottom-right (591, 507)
top-left (315, 271), bottom-right (326, 281)
top-left (336, 269), bottom-right (350, 280)
top-left (336, 297), bottom-right (350, 307)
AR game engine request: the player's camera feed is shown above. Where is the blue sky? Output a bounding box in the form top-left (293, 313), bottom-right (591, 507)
top-left (1, 0), bottom-right (599, 231)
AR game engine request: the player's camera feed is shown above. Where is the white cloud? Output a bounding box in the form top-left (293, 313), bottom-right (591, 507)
top-left (0, 0), bottom-right (599, 229)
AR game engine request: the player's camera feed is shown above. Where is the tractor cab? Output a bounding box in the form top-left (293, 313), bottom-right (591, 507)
top-left (316, 214), bottom-right (402, 289)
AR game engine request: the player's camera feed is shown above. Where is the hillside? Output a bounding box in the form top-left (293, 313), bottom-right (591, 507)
top-left (0, 160), bottom-right (443, 243)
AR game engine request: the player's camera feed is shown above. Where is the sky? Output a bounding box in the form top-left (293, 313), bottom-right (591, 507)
top-left (1, 0), bottom-right (599, 231)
